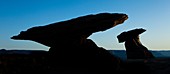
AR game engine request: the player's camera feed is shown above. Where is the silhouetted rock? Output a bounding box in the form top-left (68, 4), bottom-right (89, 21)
top-left (11, 13), bottom-right (128, 73)
top-left (11, 13), bottom-right (128, 47)
top-left (117, 28), bottom-right (154, 59)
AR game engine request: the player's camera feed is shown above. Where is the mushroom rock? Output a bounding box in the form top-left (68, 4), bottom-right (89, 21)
top-left (117, 28), bottom-right (155, 59)
top-left (11, 13), bottom-right (128, 73)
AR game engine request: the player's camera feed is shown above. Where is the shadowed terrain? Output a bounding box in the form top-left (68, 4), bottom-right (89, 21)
top-left (1, 49), bottom-right (170, 74)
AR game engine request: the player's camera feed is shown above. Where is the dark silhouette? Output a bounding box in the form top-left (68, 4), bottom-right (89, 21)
top-left (11, 13), bottom-right (128, 73)
top-left (11, 13), bottom-right (128, 47)
top-left (117, 28), bottom-right (154, 59)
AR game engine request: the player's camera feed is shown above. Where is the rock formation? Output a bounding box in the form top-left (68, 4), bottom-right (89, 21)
top-left (11, 13), bottom-right (128, 47)
top-left (117, 28), bottom-right (154, 59)
top-left (11, 13), bottom-right (128, 73)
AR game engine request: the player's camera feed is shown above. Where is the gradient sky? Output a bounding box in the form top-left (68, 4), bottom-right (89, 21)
top-left (0, 0), bottom-right (170, 51)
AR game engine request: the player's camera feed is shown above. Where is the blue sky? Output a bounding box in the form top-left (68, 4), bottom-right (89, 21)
top-left (0, 0), bottom-right (170, 50)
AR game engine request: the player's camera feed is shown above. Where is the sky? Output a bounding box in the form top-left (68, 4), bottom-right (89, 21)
top-left (0, 0), bottom-right (170, 51)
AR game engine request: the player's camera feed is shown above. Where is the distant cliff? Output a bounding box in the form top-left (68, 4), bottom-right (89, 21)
top-left (0, 49), bottom-right (170, 59)
top-left (109, 50), bottom-right (170, 60)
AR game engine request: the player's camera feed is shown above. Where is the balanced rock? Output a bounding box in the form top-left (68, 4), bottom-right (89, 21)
top-left (11, 13), bottom-right (128, 73)
top-left (117, 28), bottom-right (154, 59)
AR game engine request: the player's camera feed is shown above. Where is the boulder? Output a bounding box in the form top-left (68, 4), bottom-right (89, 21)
top-left (11, 13), bottom-right (128, 47)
